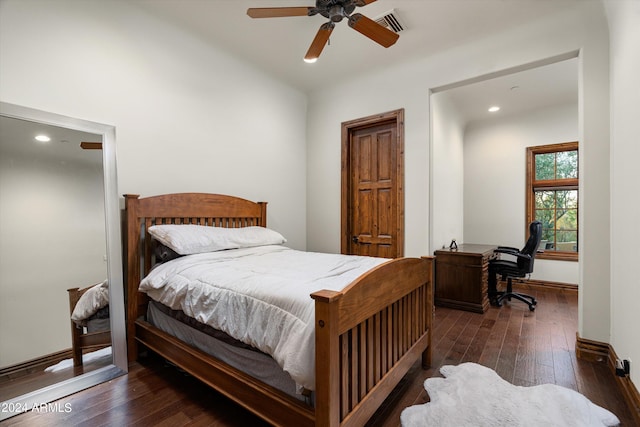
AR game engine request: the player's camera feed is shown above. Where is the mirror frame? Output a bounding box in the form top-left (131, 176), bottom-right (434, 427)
top-left (0, 102), bottom-right (127, 420)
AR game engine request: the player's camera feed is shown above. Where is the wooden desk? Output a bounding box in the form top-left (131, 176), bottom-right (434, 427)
top-left (434, 244), bottom-right (496, 313)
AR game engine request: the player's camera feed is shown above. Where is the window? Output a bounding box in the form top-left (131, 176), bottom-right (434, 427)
top-left (526, 142), bottom-right (578, 261)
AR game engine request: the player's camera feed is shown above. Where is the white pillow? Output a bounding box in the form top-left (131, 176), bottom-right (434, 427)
top-left (148, 225), bottom-right (287, 255)
top-left (71, 280), bottom-right (109, 322)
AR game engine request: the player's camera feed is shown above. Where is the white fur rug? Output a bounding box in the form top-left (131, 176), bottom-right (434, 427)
top-left (401, 362), bottom-right (620, 427)
top-left (44, 347), bottom-right (112, 373)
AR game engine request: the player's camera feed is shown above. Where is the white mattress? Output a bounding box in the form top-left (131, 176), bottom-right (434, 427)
top-left (139, 245), bottom-right (388, 392)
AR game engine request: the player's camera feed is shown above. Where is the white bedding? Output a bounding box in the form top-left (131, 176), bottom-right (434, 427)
top-left (139, 245), bottom-right (388, 392)
top-left (71, 280), bottom-right (109, 324)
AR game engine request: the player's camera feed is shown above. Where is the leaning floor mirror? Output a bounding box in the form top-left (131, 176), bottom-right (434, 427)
top-left (0, 102), bottom-right (127, 420)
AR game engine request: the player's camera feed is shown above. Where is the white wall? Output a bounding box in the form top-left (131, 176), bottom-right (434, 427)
top-left (307, 3), bottom-right (610, 342)
top-left (604, 0), bottom-right (640, 386)
top-left (0, 149), bottom-right (106, 365)
top-left (431, 93), bottom-right (465, 251)
top-left (0, 0), bottom-right (308, 250)
top-left (463, 103), bottom-right (579, 284)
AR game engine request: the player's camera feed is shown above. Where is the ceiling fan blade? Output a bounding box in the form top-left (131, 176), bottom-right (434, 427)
top-left (247, 7), bottom-right (312, 18)
top-left (304, 22), bottom-right (335, 62)
top-left (80, 142), bottom-right (102, 150)
top-left (348, 13), bottom-right (399, 48)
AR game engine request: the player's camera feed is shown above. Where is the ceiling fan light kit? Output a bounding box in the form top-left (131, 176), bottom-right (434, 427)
top-left (247, 0), bottom-right (399, 62)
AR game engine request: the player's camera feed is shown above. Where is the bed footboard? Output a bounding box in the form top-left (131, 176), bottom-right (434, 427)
top-left (312, 256), bottom-right (433, 427)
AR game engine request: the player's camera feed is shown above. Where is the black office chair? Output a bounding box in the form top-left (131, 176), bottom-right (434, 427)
top-left (488, 221), bottom-right (542, 311)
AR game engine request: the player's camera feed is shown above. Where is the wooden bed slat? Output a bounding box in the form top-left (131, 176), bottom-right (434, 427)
top-left (367, 317), bottom-right (374, 392)
top-left (341, 335), bottom-right (349, 419)
top-left (373, 314), bottom-right (381, 383)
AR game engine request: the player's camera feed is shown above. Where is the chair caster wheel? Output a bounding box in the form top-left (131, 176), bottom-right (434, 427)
top-left (529, 305), bottom-right (536, 311)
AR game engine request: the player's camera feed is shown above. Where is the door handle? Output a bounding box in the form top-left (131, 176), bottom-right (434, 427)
top-left (352, 236), bottom-right (359, 244)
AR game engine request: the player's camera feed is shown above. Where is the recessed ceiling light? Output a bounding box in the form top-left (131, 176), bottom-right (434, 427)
top-left (488, 106), bottom-right (500, 113)
top-left (35, 135), bottom-right (51, 142)
top-left (304, 57), bottom-right (318, 64)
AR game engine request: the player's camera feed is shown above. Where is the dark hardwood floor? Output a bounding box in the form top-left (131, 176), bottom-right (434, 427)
top-left (0, 356), bottom-right (112, 402)
top-left (2, 285), bottom-right (634, 426)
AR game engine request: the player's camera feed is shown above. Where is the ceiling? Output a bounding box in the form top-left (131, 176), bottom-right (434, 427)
top-left (439, 57), bottom-right (578, 126)
top-left (133, 0), bottom-right (583, 124)
top-left (0, 116), bottom-right (102, 166)
top-left (139, 2), bottom-right (582, 83)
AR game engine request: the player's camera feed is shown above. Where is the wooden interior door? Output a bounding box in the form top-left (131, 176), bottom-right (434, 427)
top-left (341, 109), bottom-right (404, 258)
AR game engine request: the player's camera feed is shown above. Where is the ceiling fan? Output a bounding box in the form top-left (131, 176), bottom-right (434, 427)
top-left (247, 0), bottom-right (399, 62)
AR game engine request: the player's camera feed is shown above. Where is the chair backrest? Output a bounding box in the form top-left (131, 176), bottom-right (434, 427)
top-left (519, 221), bottom-right (542, 273)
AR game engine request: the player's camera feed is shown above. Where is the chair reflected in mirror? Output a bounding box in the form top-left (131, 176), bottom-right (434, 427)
top-left (488, 221), bottom-right (542, 311)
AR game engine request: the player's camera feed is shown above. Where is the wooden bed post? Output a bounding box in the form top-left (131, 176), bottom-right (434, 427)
top-left (312, 290), bottom-right (343, 427)
top-left (67, 288), bottom-right (83, 366)
top-left (124, 194), bottom-right (141, 363)
top-left (257, 201), bottom-right (267, 227)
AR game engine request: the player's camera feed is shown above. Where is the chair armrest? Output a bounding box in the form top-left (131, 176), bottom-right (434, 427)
top-left (495, 246), bottom-right (520, 254)
top-left (510, 252), bottom-right (532, 261)
top-left (493, 247), bottom-right (532, 261)
top-left (495, 246), bottom-right (519, 255)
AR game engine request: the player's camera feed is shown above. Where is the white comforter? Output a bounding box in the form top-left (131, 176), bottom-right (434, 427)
top-left (139, 245), bottom-right (388, 392)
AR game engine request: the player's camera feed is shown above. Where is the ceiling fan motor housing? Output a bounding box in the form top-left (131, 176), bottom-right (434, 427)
top-left (317, 0), bottom-right (357, 21)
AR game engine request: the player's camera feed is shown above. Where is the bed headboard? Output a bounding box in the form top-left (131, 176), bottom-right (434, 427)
top-left (123, 193), bottom-right (267, 362)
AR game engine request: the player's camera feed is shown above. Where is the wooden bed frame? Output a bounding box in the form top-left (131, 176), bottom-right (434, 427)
top-left (67, 284), bottom-right (111, 367)
top-left (124, 192), bottom-right (433, 427)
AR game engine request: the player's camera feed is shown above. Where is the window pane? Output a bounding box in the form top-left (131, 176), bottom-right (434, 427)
top-left (556, 231), bottom-right (577, 252)
top-left (541, 229), bottom-right (556, 251)
top-left (556, 209), bottom-right (576, 229)
top-left (535, 209), bottom-right (554, 229)
top-left (556, 190), bottom-right (578, 209)
top-left (535, 153), bottom-right (555, 180)
top-left (535, 191), bottom-right (555, 209)
top-left (557, 150), bottom-right (578, 178)
top-left (557, 209), bottom-right (577, 230)
top-left (541, 229), bottom-right (555, 242)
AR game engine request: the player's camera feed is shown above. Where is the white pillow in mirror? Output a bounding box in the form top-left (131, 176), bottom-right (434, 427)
top-left (148, 225), bottom-right (287, 255)
top-left (71, 280), bottom-right (109, 323)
